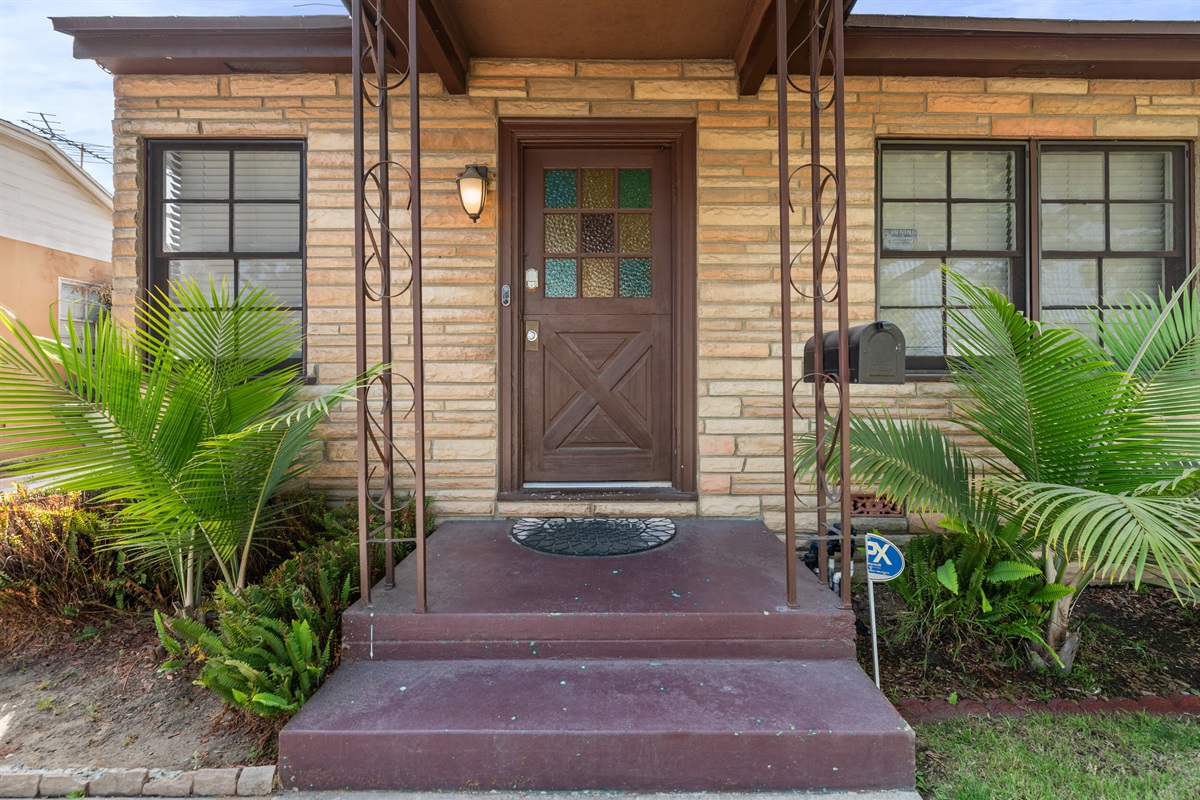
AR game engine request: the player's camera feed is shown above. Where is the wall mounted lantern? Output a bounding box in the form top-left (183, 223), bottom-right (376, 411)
top-left (456, 164), bottom-right (489, 222)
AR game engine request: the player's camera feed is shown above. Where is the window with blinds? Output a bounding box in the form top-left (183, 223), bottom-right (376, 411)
top-left (57, 278), bottom-right (106, 341)
top-left (1039, 145), bottom-right (1187, 342)
top-left (147, 141), bottom-right (306, 367)
top-left (878, 141), bottom-right (1189, 372)
top-left (877, 144), bottom-right (1027, 372)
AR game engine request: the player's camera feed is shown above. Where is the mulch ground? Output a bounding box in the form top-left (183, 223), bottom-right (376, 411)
top-left (853, 581), bottom-right (1200, 721)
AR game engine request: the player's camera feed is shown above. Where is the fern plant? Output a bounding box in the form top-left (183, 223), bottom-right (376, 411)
top-left (156, 582), bottom-right (334, 717)
top-left (893, 519), bottom-right (1073, 655)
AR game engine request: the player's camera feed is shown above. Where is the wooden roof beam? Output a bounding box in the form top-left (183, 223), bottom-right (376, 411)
top-left (736, 2), bottom-right (862, 96)
top-left (734, 0), bottom-right (782, 97)
top-left (415, 0), bottom-right (469, 95)
top-left (353, 0), bottom-right (470, 94)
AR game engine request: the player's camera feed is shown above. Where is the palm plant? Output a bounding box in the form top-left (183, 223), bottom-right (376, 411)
top-left (0, 280), bottom-right (367, 616)
top-left (798, 270), bottom-right (1200, 670)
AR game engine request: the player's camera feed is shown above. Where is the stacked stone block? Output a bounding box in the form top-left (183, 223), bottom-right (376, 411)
top-left (109, 66), bottom-right (1200, 529)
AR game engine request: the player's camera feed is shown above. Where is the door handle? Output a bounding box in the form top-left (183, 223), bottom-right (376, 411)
top-left (524, 320), bottom-right (540, 352)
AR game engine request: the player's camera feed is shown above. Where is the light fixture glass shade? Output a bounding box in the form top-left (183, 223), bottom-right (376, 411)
top-left (456, 164), bottom-right (488, 222)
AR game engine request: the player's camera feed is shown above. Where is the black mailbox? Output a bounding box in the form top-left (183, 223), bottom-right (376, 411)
top-left (802, 321), bottom-right (905, 384)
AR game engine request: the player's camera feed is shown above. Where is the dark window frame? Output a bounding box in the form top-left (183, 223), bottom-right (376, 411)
top-left (145, 139), bottom-right (308, 371)
top-left (876, 141), bottom-right (1029, 374)
top-left (877, 139), bottom-right (1192, 375)
top-left (1036, 142), bottom-right (1189, 342)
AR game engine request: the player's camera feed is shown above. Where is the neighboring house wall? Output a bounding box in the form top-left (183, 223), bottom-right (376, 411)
top-left (0, 122), bottom-right (113, 340)
top-left (108, 68), bottom-right (1200, 528)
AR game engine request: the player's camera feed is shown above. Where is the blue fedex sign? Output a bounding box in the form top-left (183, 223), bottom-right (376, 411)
top-left (865, 533), bottom-right (904, 582)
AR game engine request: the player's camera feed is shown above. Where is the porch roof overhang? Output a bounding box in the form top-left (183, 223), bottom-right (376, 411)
top-left (53, 7), bottom-right (1200, 95)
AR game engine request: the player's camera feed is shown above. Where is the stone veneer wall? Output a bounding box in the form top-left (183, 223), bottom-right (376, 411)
top-left (109, 65), bottom-right (1200, 529)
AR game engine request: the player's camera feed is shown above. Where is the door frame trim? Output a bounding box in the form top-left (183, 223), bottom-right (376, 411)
top-left (497, 118), bottom-right (698, 497)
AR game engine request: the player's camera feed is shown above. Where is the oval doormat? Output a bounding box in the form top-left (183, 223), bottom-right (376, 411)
top-left (510, 517), bottom-right (676, 557)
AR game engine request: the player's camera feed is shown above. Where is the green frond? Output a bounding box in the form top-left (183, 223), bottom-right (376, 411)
top-left (986, 561), bottom-right (1042, 584)
top-left (1002, 481), bottom-right (1200, 596)
top-left (797, 412), bottom-right (999, 535)
top-left (1029, 583), bottom-right (1075, 604)
top-left (936, 560), bottom-right (959, 595)
top-left (944, 271), bottom-right (1133, 490)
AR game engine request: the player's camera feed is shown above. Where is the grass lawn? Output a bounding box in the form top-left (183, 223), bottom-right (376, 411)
top-left (915, 712), bottom-right (1200, 800)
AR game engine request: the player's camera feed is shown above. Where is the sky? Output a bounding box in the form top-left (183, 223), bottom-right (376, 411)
top-left (1, 0), bottom-right (1197, 191)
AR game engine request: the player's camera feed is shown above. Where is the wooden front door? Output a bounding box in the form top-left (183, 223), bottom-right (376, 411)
top-left (521, 148), bottom-right (674, 483)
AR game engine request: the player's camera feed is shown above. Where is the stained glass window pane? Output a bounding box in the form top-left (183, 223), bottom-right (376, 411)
top-left (544, 214), bottom-right (577, 254)
top-left (582, 169), bottom-right (615, 209)
top-left (582, 258), bottom-right (615, 298)
top-left (582, 213), bottom-right (614, 254)
top-left (545, 258), bottom-right (577, 298)
top-left (619, 213), bottom-right (651, 253)
top-left (618, 169), bottom-right (651, 209)
top-left (545, 169), bottom-right (577, 209)
top-left (619, 258), bottom-right (651, 297)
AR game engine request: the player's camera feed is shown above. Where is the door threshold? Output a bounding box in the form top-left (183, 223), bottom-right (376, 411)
top-left (498, 485), bottom-right (698, 503)
top-left (524, 481), bottom-right (673, 490)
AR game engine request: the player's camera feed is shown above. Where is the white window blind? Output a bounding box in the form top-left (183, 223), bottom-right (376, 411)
top-left (57, 278), bottom-right (105, 340)
top-left (150, 142), bottom-right (306, 365)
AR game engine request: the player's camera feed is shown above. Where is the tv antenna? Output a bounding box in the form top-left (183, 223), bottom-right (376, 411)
top-left (19, 112), bottom-right (112, 168)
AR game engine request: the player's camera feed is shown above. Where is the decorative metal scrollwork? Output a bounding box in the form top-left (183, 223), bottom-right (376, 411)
top-left (778, 0), bottom-right (853, 609)
top-left (353, 0), bottom-right (428, 610)
top-left (362, 161), bottom-right (414, 301)
top-left (786, 163), bottom-right (841, 302)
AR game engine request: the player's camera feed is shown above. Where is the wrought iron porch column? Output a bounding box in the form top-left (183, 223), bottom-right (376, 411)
top-left (352, 0), bottom-right (428, 611)
top-left (777, 0), bottom-right (853, 608)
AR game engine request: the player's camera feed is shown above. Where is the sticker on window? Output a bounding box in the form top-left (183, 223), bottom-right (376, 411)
top-left (883, 228), bottom-right (918, 250)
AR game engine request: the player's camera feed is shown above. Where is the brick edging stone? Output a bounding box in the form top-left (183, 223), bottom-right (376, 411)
top-left (896, 691), bottom-right (1200, 724)
top-left (0, 765), bottom-right (275, 798)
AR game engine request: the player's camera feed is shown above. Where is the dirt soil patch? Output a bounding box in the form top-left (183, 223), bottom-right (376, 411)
top-left (856, 581), bottom-right (1200, 704)
top-left (0, 613), bottom-right (273, 770)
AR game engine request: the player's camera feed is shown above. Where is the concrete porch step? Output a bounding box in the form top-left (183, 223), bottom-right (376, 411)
top-left (342, 519), bottom-right (856, 661)
top-left (278, 657), bottom-right (914, 792)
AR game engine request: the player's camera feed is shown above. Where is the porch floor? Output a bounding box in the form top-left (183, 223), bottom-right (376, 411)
top-left (340, 518), bottom-right (855, 660)
top-left (279, 518), bottom-right (914, 791)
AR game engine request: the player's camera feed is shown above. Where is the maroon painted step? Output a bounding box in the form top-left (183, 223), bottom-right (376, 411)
top-left (342, 519), bottom-right (855, 660)
top-left (279, 657), bottom-right (914, 791)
